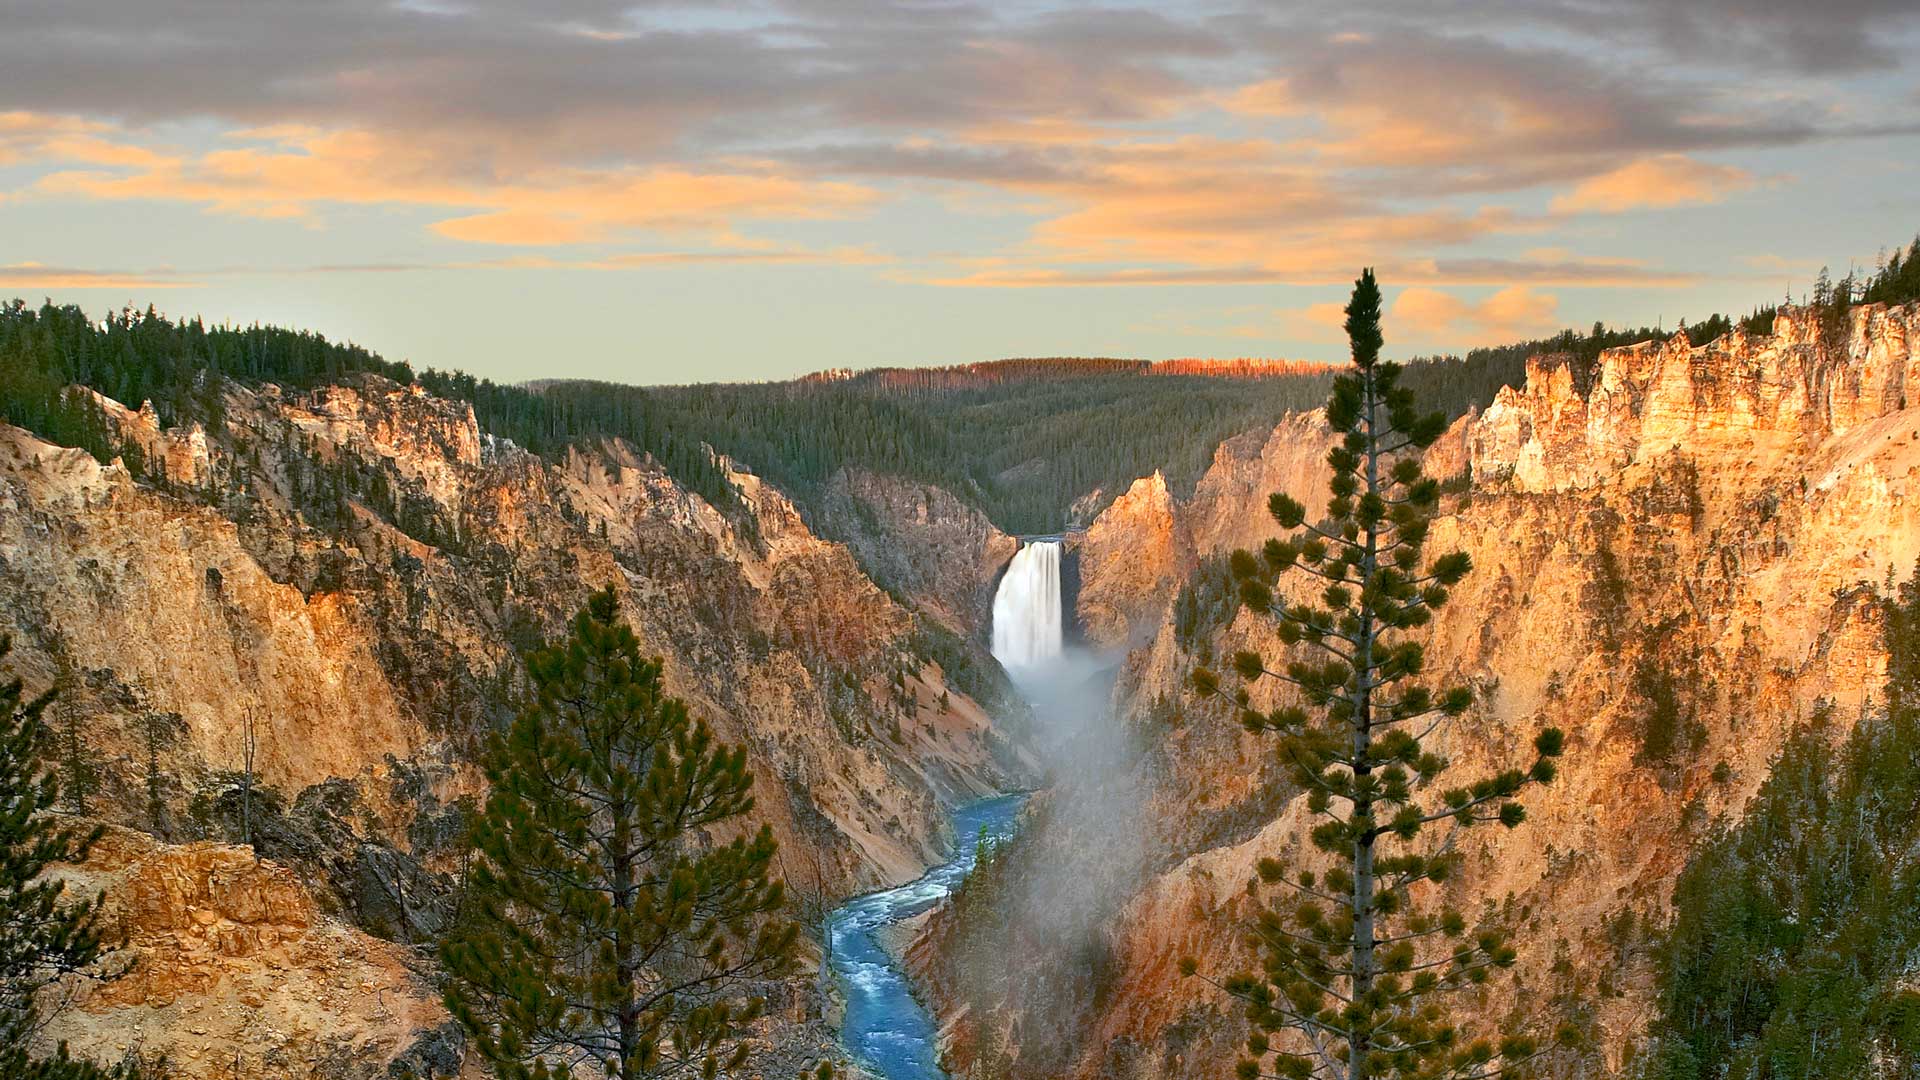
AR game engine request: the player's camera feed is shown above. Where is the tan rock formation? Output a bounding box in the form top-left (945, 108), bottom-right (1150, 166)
top-left (38, 827), bottom-right (451, 1079)
top-left (927, 301), bottom-right (1920, 1078)
top-left (1072, 471), bottom-right (1189, 649)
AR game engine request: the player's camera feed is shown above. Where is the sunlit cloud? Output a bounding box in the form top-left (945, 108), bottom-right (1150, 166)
top-left (1, 1), bottom-right (1914, 373)
top-left (0, 246), bottom-right (886, 291)
top-left (1550, 155), bottom-right (1757, 213)
top-left (923, 249), bottom-right (1695, 289)
top-left (1390, 285), bottom-right (1561, 346)
top-left (0, 262), bottom-right (197, 289)
top-left (19, 122), bottom-right (878, 245)
top-left (1278, 301), bottom-right (1349, 344)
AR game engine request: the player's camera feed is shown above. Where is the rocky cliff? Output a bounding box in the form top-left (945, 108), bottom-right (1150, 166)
top-left (819, 467), bottom-right (1019, 640)
top-left (1071, 471), bottom-right (1189, 649)
top-left (922, 301), bottom-right (1920, 1078)
top-left (0, 373), bottom-right (1035, 1076)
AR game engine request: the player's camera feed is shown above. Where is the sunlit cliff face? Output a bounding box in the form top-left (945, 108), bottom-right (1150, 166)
top-left (923, 300), bottom-right (1920, 1079)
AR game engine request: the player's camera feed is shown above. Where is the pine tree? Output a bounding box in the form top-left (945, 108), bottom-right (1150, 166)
top-left (56, 704), bottom-right (98, 818)
top-left (1185, 270), bottom-right (1569, 1080)
top-left (439, 588), bottom-right (823, 1080)
top-left (0, 638), bottom-right (127, 1080)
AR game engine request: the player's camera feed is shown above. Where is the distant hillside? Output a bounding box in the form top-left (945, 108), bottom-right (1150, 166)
top-left (9, 236), bottom-right (1913, 535)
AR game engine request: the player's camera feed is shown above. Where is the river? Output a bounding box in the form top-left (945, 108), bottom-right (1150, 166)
top-left (825, 793), bottom-right (1026, 1080)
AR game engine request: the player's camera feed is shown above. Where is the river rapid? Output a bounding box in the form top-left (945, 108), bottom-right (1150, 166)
top-left (825, 794), bottom-right (1025, 1080)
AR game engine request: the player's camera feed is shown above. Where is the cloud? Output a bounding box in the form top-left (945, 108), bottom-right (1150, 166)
top-left (1390, 285), bottom-right (1561, 345)
top-left (890, 133), bottom-right (1536, 285)
top-left (1226, 1), bottom-right (1920, 76)
top-left (22, 123), bottom-right (877, 245)
top-left (1550, 155), bottom-right (1757, 213)
top-left (0, 262), bottom-right (197, 289)
top-left (923, 249), bottom-right (1693, 289)
top-left (0, 2), bottom-right (1224, 165)
top-left (1278, 301), bottom-right (1349, 343)
top-left (1, 1), bottom-right (1912, 299)
top-left (0, 246), bottom-right (885, 292)
top-left (1223, 29), bottom-right (1823, 184)
top-left (1417, 255), bottom-right (1698, 287)
top-left (1599, 0), bottom-right (1920, 74)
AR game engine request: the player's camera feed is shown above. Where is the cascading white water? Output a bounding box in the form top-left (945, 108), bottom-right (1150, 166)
top-left (991, 540), bottom-right (1063, 671)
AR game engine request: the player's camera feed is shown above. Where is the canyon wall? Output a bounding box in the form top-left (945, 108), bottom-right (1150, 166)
top-left (927, 301), bottom-right (1920, 1078)
top-left (820, 466), bottom-right (1019, 640)
top-left (0, 374), bottom-right (1035, 1076)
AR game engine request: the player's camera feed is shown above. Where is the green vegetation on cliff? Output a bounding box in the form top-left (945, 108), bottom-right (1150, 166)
top-left (1644, 568), bottom-right (1920, 1079)
top-left (0, 636), bottom-right (130, 1080)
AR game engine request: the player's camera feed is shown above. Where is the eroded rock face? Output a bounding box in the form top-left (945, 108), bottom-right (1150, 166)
top-left (929, 301), bottom-right (1920, 1078)
top-left (819, 467), bottom-right (1019, 640)
top-left (1471, 306), bottom-right (1914, 496)
top-left (1072, 471), bottom-right (1189, 649)
top-left (1, 373), bottom-right (1035, 1075)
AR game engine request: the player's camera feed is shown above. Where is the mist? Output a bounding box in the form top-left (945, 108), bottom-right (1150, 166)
top-left (927, 545), bottom-right (1160, 1077)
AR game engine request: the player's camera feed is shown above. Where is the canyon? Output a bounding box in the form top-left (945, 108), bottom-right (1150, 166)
top-left (2, 298), bottom-right (1916, 1078)
top-left (0, 374), bottom-right (1033, 1076)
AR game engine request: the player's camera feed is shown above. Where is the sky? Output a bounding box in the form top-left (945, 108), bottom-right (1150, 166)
top-left (3, 1), bottom-right (1919, 384)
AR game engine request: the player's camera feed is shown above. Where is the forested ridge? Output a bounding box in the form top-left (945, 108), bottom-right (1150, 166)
top-left (5, 234), bottom-right (1916, 535)
top-left (0, 307), bottom-right (1827, 535)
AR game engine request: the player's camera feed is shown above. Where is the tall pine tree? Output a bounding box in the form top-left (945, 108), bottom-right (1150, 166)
top-left (1186, 270), bottom-right (1569, 1080)
top-left (0, 637), bottom-right (127, 1080)
top-left (440, 588), bottom-right (816, 1080)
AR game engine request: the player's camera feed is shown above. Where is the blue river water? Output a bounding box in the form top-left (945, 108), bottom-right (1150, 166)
top-left (825, 794), bottom-right (1026, 1080)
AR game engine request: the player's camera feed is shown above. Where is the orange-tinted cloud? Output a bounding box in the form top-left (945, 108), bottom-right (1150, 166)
top-left (1226, 78), bottom-right (1518, 168)
top-left (904, 133), bottom-right (1528, 285)
top-left (0, 262), bottom-right (196, 289)
top-left (1278, 301), bottom-right (1349, 343)
top-left (0, 246), bottom-right (887, 289)
top-left (1550, 155), bottom-right (1756, 213)
top-left (1390, 285), bottom-right (1561, 345)
top-left (18, 121), bottom-right (878, 246)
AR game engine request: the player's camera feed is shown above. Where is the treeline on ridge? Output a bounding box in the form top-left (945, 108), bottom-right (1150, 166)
top-left (4, 233), bottom-right (1916, 537)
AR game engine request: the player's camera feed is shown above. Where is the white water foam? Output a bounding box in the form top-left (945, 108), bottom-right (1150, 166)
top-left (991, 540), bottom-right (1063, 670)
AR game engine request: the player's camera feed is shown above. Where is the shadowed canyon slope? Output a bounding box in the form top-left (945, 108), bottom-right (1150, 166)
top-left (0, 374), bottom-right (1036, 1076)
top-left (917, 301), bottom-right (1920, 1079)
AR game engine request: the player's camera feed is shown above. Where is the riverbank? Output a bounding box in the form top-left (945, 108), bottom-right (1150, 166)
top-left (824, 794), bottom-right (1027, 1080)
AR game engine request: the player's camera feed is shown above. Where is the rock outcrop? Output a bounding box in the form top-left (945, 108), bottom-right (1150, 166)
top-left (1072, 470), bottom-right (1188, 649)
top-left (39, 827), bottom-right (455, 1079)
top-left (924, 301), bottom-right (1920, 1078)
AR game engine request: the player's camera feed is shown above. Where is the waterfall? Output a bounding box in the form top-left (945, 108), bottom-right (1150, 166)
top-left (992, 540), bottom-right (1063, 670)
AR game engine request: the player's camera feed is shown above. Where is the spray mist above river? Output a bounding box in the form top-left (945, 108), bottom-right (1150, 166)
top-left (828, 539), bottom-right (1095, 1080)
top-left (828, 536), bottom-right (1141, 1080)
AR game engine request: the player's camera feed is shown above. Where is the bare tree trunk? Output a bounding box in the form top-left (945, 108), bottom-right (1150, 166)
top-left (1349, 364), bottom-right (1381, 1080)
top-left (240, 708), bottom-right (257, 852)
